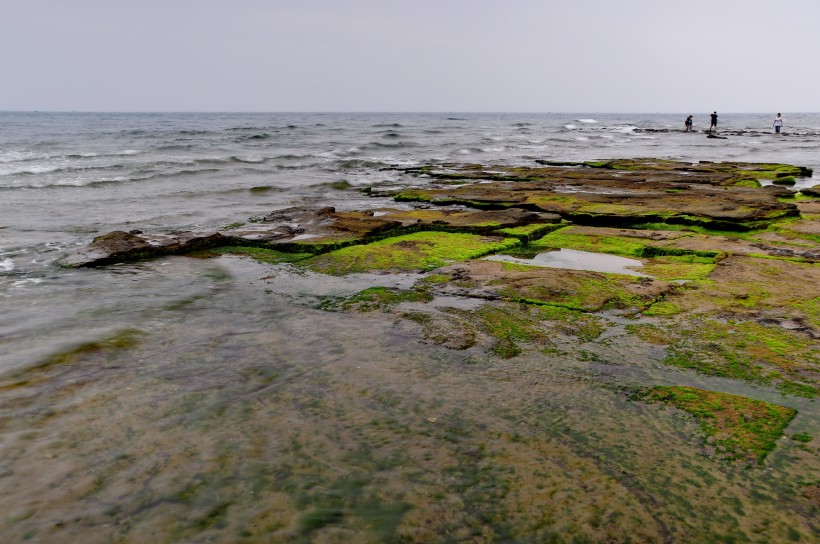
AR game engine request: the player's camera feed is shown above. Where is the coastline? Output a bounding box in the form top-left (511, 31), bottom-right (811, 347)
top-left (1, 156), bottom-right (817, 542)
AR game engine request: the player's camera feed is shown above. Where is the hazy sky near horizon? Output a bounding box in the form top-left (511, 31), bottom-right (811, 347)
top-left (2, 0), bottom-right (818, 113)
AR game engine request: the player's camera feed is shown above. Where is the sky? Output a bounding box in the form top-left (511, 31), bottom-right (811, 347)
top-left (2, 0), bottom-right (818, 113)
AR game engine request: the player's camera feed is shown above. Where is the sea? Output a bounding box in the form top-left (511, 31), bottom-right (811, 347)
top-left (1, 112), bottom-right (818, 541)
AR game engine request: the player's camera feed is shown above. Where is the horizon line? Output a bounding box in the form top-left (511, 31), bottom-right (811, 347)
top-left (2, 110), bottom-right (816, 115)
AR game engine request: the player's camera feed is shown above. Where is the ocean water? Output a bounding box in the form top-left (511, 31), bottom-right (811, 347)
top-left (1, 112), bottom-right (818, 541)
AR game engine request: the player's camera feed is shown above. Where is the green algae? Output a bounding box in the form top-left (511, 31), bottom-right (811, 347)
top-left (660, 319), bottom-right (817, 397)
top-left (787, 193), bottom-right (820, 202)
top-left (494, 223), bottom-right (565, 243)
top-left (210, 246), bottom-right (314, 264)
top-left (734, 179), bottom-right (762, 188)
top-left (404, 303), bottom-right (537, 356)
top-left (529, 229), bottom-right (719, 266)
top-left (494, 273), bottom-right (654, 313)
top-left (329, 180), bottom-right (353, 190)
top-left (339, 287), bottom-right (434, 312)
top-left (625, 323), bottom-right (680, 345)
top-left (300, 232), bottom-right (521, 275)
top-left (222, 222), bottom-right (245, 230)
top-left (404, 301), bottom-right (605, 357)
top-left (417, 273), bottom-right (452, 285)
top-left (629, 222), bottom-right (758, 238)
top-left (472, 304), bottom-right (554, 357)
top-left (636, 386), bottom-right (797, 464)
top-left (531, 228), bottom-right (649, 256)
top-left (393, 189), bottom-right (519, 209)
top-left (664, 255), bottom-right (817, 322)
top-left (791, 432), bottom-right (812, 443)
top-left (536, 305), bottom-right (605, 342)
top-left (544, 159), bottom-right (813, 181)
top-left (642, 299), bottom-right (685, 316)
top-left (640, 256), bottom-right (716, 282)
top-left (794, 297), bottom-right (819, 329)
top-left (662, 346), bottom-right (769, 384)
top-left (765, 219), bottom-right (820, 244)
top-left (399, 309), bottom-right (478, 350)
top-left (37, 329), bottom-right (142, 369)
top-left (0, 329), bottom-right (144, 391)
top-left (248, 185), bottom-right (276, 194)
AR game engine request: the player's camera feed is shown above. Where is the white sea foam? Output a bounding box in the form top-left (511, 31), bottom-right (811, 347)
top-left (0, 164), bottom-right (63, 176)
top-left (612, 125), bottom-right (637, 134)
top-left (369, 157), bottom-right (417, 167)
top-left (575, 136), bottom-right (590, 141)
top-left (0, 150), bottom-right (40, 163)
top-left (564, 124), bottom-right (577, 130)
top-left (577, 119), bottom-right (598, 124)
top-left (0, 258), bottom-right (15, 272)
top-left (11, 278), bottom-right (44, 289)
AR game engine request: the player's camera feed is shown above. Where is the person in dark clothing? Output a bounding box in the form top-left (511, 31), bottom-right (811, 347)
top-left (684, 115), bottom-right (693, 132)
top-left (710, 112), bottom-right (718, 133)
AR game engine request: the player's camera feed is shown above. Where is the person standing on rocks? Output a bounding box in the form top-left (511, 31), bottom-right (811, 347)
top-left (685, 115), bottom-right (693, 132)
top-left (710, 111), bottom-right (718, 133)
top-left (773, 113), bottom-right (783, 135)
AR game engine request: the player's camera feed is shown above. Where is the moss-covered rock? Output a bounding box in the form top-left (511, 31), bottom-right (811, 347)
top-left (636, 386), bottom-right (796, 464)
top-left (388, 161), bottom-right (803, 232)
top-left (338, 286), bottom-right (434, 312)
top-left (300, 232), bottom-right (521, 275)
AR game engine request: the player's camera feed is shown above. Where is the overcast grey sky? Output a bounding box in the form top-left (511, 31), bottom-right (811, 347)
top-left (2, 0), bottom-right (818, 113)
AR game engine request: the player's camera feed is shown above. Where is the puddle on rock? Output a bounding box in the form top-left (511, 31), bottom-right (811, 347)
top-left (486, 248), bottom-right (648, 277)
top-left (398, 294), bottom-right (486, 312)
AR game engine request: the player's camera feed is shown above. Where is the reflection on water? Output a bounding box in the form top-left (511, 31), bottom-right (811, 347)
top-left (486, 248), bottom-right (648, 276)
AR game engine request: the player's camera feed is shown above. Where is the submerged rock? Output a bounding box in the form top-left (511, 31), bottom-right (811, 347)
top-left (60, 230), bottom-right (229, 268)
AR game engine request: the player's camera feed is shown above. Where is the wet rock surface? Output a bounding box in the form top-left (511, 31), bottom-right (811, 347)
top-left (802, 184), bottom-right (820, 197)
top-left (61, 159), bottom-right (813, 267)
top-left (24, 158), bottom-right (818, 543)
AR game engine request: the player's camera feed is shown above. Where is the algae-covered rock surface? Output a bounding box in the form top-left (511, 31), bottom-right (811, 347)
top-left (7, 158), bottom-right (815, 542)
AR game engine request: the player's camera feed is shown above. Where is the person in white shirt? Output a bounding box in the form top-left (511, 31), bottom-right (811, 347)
top-left (773, 113), bottom-right (783, 135)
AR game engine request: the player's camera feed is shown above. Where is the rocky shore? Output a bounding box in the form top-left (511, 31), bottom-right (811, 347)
top-left (63, 159), bottom-right (817, 267)
top-left (62, 157), bottom-right (820, 445)
top-left (30, 158), bottom-right (819, 542)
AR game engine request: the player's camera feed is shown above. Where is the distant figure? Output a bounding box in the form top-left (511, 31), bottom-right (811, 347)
top-left (773, 113), bottom-right (783, 135)
top-left (710, 111), bottom-right (718, 133)
top-left (684, 115), bottom-right (693, 132)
